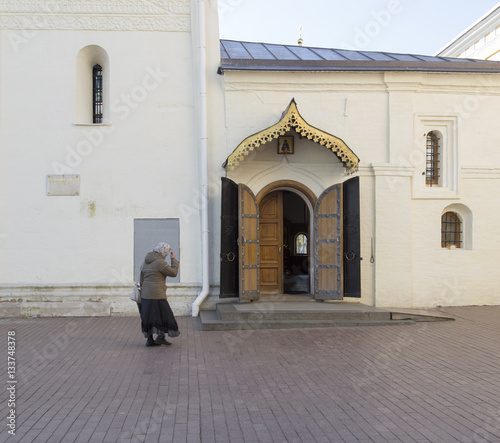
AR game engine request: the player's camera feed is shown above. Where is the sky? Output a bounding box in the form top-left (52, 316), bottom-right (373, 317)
top-left (218, 0), bottom-right (500, 56)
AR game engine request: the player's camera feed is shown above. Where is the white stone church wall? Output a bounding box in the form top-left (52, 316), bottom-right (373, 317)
top-left (0, 0), bottom-right (227, 316)
top-left (221, 70), bottom-right (500, 308)
top-left (1, 2), bottom-right (499, 316)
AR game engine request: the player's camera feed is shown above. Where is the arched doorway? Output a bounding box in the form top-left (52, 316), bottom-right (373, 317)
top-left (219, 177), bottom-right (361, 301)
top-left (259, 189), bottom-right (312, 295)
top-left (221, 99), bottom-right (362, 300)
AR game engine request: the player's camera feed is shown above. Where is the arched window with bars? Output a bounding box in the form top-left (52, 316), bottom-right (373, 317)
top-left (426, 131), bottom-right (440, 186)
top-left (76, 45), bottom-right (109, 124)
top-left (441, 211), bottom-right (462, 248)
top-left (92, 64), bottom-right (103, 124)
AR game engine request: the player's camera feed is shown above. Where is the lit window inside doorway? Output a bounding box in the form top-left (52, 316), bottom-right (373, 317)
top-left (295, 233), bottom-right (308, 255)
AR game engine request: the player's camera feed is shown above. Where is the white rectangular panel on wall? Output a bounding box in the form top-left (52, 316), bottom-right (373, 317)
top-left (134, 218), bottom-right (180, 283)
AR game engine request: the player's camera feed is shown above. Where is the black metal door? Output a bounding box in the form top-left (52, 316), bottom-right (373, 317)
top-left (343, 176), bottom-right (361, 297)
top-left (220, 177), bottom-right (239, 298)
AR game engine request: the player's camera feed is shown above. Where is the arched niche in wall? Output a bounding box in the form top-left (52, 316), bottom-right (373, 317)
top-left (75, 45), bottom-right (110, 124)
top-left (442, 203), bottom-right (473, 250)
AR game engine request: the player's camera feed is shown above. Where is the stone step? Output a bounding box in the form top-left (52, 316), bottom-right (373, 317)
top-left (200, 302), bottom-right (415, 331)
top-left (216, 302), bottom-right (392, 322)
top-left (200, 310), bottom-right (413, 331)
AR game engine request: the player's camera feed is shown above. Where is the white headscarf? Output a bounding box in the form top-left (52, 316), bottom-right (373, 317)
top-left (153, 242), bottom-right (171, 258)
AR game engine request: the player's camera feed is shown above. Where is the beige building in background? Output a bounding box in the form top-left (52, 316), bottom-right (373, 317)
top-left (0, 1), bottom-right (499, 317)
top-left (437, 2), bottom-right (500, 59)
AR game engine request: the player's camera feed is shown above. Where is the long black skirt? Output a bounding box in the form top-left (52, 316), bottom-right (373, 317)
top-left (140, 298), bottom-right (180, 338)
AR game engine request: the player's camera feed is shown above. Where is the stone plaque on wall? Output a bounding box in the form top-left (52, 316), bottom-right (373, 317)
top-left (46, 175), bottom-right (80, 196)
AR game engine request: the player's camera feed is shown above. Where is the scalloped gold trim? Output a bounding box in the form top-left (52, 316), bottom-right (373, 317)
top-left (225, 99), bottom-right (359, 172)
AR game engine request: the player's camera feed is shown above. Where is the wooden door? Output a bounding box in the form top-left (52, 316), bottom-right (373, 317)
top-left (314, 184), bottom-right (342, 300)
top-left (259, 191), bottom-right (283, 293)
top-left (238, 184), bottom-right (259, 300)
top-left (220, 178), bottom-right (239, 298)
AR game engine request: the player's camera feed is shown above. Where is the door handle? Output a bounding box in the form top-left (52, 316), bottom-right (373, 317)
top-left (345, 251), bottom-right (357, 261)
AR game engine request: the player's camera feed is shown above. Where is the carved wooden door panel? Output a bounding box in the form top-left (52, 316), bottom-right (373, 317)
top-left (259, 191), bottom-right (283, 293)
top-left (220, 178), bottom-right (239, 298)
top-left (314, 184), bottom-right (342, 300)
top-left (238, 184), bottom-right (259, 300)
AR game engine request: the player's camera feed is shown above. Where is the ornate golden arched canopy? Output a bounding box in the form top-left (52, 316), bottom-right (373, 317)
top-left (224, 99), bottom-right (359, 172)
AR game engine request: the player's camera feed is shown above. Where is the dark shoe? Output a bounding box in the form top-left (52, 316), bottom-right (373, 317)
top-left (155, 337), bottom-right (172, 346)
top-left (146, 337), bottom-right (160, 347)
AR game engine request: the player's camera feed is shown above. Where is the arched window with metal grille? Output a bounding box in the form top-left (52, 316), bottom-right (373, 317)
top-left (76, 45), bottom-right (109, 124)
top-left (92, 64), bottom-right (103, 124)
top-left (441, 211), bottom-right (462, 248)
top-left (426, 131), bottom-right (440, 186)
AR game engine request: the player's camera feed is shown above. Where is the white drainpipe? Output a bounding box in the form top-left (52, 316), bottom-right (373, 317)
top-left (192, 0), bottom-right (209, 316)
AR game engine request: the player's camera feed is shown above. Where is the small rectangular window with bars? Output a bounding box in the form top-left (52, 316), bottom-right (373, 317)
top-left (93, 64), bottom-right (103, 124)
top-left (426, 131), bottom-right (440, 186)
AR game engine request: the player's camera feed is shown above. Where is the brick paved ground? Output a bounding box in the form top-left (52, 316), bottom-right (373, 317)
top-left (1, 306), bottom-right (500, 443)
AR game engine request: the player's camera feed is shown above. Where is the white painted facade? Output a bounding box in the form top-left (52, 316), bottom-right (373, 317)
top-left (0, 1), bottom-right (499, 317)
top-left (0, 0), bottom-right (226, 316)
top-left (223, 70), bottom-right (500, 308)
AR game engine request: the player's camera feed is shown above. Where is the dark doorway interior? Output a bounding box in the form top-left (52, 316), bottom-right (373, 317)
top-left (283, 191), bottom-right (310, 294)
